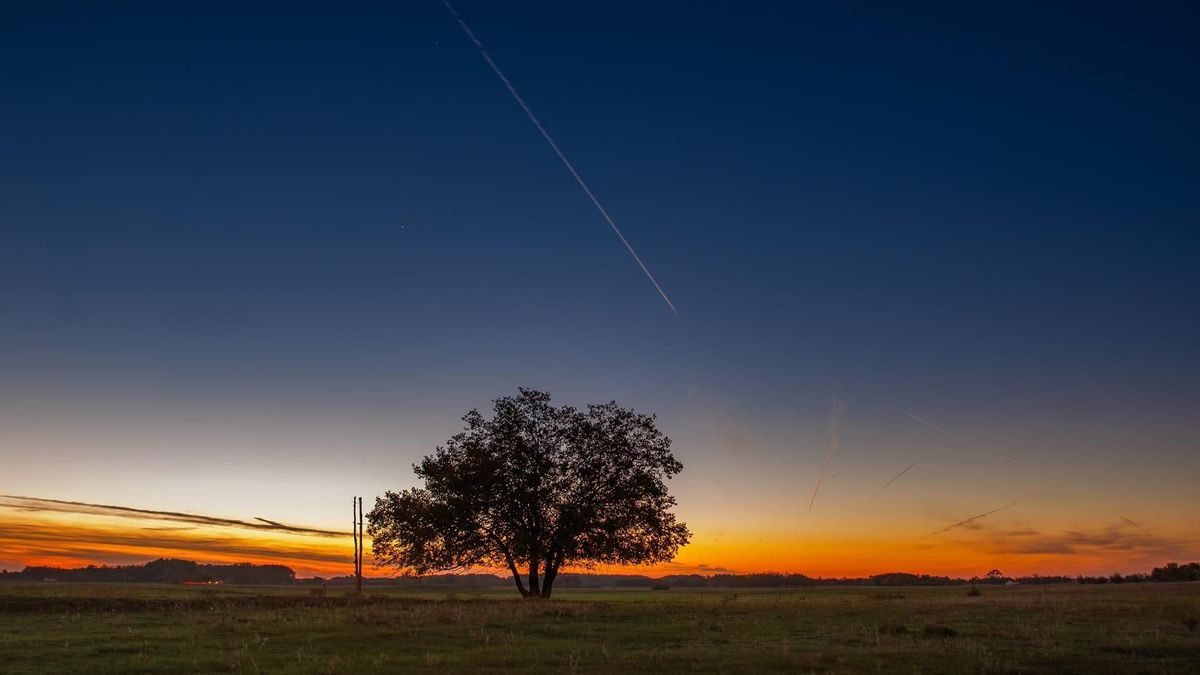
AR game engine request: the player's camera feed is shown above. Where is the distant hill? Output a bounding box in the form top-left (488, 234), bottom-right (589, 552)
top-left (0, 558), bottom-right (295, 585)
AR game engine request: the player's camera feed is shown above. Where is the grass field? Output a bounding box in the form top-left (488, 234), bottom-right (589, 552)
top-left (2, 582), bottom-right (1198, 673)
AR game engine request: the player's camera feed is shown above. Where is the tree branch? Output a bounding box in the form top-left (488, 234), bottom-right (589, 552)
top-left (487, 532), bottom-right (528, 597)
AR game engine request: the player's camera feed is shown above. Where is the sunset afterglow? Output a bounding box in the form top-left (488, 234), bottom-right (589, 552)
top-left (2, 1), bottom-right (1197, 585)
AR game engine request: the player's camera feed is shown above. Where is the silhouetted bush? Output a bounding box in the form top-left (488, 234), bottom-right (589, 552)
top-left (923, 624), bottom-right (957, 638)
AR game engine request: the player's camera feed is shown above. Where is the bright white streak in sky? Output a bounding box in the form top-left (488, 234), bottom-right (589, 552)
top-left (441, 0), bottom-right (678, 314)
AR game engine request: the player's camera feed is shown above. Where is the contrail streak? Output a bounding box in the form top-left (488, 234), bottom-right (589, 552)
top-left (808, 396), bottom-right (847, 511)
top-left (920, 501), bottom-right (1017, 539)
top-left (1121, 517), bottom-right (1147, 532)
top-left (907, 414), bottom-right (951, 435)
top-left (441, 0), bottom-right (677, 314)
top-left (863, 491), bottom-right (1045, 570)
top-left (877, 462), bottom-right (916, 494)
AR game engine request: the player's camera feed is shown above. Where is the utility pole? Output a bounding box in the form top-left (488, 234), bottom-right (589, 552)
top-left (352, 496), bottom-right (362, 595)
top-left (356, 496), bottom-right (363, 595)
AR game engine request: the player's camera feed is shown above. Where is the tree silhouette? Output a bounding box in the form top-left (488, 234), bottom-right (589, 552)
top-left (367, 388), bottom-right (690, 598)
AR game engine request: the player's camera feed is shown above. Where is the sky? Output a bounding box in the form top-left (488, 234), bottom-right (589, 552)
top-left (1, 1), bottom-right (1198, 579)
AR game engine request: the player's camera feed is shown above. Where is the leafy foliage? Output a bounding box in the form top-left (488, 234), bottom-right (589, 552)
top-left (368, 389), bottom-right (690, 598)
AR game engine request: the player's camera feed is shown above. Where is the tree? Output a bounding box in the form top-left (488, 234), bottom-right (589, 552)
top-left (367, 388), bottom-right (691, 598)
top-left (1151, 562), bottom-right (1200, 582)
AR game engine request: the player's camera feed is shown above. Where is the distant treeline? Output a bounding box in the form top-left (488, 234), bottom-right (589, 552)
top-left (4, 559), bottom-right (1198, 588)
top-left (1077, 562), bottom-right (1200, 585)
top-left (295, 572), bottom-right (958, 588)
top-left (0, 558), bottom-right (295, 585)
top-left (560, 571), bottom-right (1075, 588)
top-left (303, 568), bottom-right (1189, 589)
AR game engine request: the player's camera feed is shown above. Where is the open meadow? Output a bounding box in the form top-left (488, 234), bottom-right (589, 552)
top-left (1, 582), bottom-right (1198, 673)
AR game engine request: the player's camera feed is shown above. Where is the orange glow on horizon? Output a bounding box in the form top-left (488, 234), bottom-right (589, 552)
top-left (3, 497), bottom-right (1194, 580)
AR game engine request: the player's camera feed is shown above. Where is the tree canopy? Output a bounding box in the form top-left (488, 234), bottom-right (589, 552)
top-left (367, 388), bottom-right (690, 598)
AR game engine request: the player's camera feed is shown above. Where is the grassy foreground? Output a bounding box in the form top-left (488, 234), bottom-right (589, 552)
top-left (1, 582), bottom-right (1198, 673)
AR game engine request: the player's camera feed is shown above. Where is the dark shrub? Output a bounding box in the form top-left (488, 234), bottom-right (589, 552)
top-left (924, 624), bottom-right (958, 638)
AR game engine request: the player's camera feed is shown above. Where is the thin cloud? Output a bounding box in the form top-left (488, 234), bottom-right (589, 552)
top-left (997, 528), bottom-right (1040, 537)
top-left (0, 495), bottom-right (347, 537)
top-left (654, 560), bottom-right (737, 574)
top-left (808, 396), bottom-right (847, 511)
top-left (0, 521), bottom-right (353, 566)
top-left (694, 564), bottom-right (736, 574)
top-left (907, 414), bottom-right (951, 435)
top-left (988, 522), bottom-right (1194, 558)
top-left (1009, 541), bottom-right (1077, 555)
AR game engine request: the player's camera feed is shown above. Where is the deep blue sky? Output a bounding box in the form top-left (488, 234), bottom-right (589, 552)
top-left (1, 1), bottom-right (1198, 562)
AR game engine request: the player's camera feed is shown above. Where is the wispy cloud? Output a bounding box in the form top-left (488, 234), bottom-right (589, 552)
top-left (975, 520), bottom-right (1195, 560)
top-left (651, 560), bottom-right (738, 575)
top-left (0, 495), bottom-right (347, 537)
top-left (996, 528), bottom-right (1040, 537)
top-left (808, 396), bottom-right (847, 511)
top-left (0, 520), bottom-right (352, 566)
top-left (0, 496), bottom-right (357, 576)
top-left (907, 414), bottom-right (951, 435)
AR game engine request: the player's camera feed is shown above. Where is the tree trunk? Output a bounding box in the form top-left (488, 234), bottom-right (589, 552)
top-left (510, 571), bottom-right (530, 598)
top-left (527, 559), bottom-right (541, 598)
top-left (500, 545), bottom-right (529, 597)
top-left (541, 564), bottom-right (558, 599)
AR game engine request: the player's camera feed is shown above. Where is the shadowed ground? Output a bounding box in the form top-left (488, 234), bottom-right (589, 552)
top-left (2, 583), bottom-right (1198, 673)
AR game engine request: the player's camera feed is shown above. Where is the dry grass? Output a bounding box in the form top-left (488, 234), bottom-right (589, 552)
top-left (1, 582), bottom-right (1198, 673)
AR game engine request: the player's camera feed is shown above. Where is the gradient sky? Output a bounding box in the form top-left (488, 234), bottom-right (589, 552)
top-left (2, 1), bottom-right (1198, 579)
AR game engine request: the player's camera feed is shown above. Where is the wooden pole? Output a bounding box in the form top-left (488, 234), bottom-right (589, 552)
top-left (352, 496), bottom-right (359, 592)
top-left (357, 497), bottom-right (363, 595)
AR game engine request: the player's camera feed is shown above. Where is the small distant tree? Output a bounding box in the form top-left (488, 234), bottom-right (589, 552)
top-left (984, 569), bottom-right (1006, 584)
top-left (368, 389), bottom-right (691, 598)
